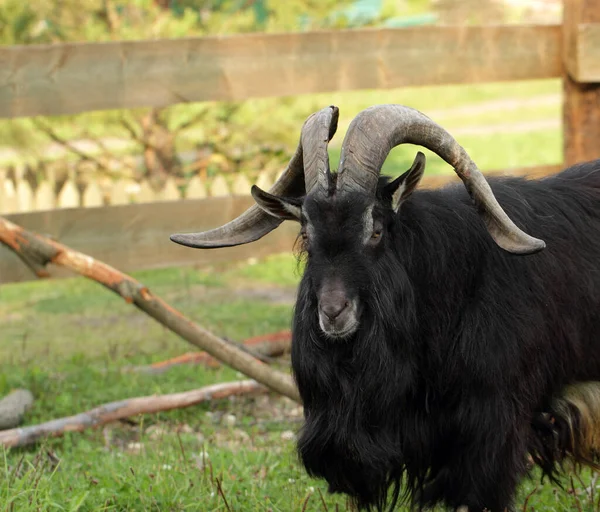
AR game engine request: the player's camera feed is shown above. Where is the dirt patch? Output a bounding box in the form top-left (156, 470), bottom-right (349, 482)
top-left (101, 393), bottom-right (304, 455)
top-left (452, 119), bottom-right (559, 137)
top-left (428, 94), bottom-right (560, 121)
top-left (235, 286), bottom-right (297, 305)
top-left (162, 283), bottom-right (297, 306)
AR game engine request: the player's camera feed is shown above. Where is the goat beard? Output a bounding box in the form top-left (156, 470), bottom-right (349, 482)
top-left (291, 278), bottom-right (422, 511)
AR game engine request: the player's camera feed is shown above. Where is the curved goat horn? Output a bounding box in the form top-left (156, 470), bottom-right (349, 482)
top-left (170, 106), bottom-right (338, 249)
top-left (303, 105), bottom-right (338, 194)
top-left (336, 104), bottom-right (545, 255)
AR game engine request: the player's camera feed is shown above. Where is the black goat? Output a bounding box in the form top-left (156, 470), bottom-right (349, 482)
top-left (171, 105), bottom-right (600, 511)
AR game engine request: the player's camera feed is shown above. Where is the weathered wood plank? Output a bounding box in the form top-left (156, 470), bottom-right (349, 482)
top-left (0, 25), bottom-right (562, 119)
top-left (0, 196), bottom-right (299, 284)
top-left (0, 164), bottom-right (563, 285)
top-left (563, 1), bottom-right (600, 166)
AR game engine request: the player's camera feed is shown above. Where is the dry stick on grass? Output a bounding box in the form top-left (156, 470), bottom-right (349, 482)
top-left (0, 380), bottom-right (266, 448)
top-left (131, 330), bottom-right (292, 373)
top-left (0, 216), bottom-right (301, 403)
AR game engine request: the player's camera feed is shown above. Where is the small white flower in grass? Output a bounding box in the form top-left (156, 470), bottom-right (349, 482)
top-left (127, 442), bottom-right (144, 454)
top-left (307, 487), bottom-right (315, 493)
top-left (162, 464), bottom-right (172, 470)
top-left (280, 430), bottom-right (296, 441)
top-left (288, 478), bottom-right (296, 484)
top-left (223, 414), bottom-right (236, 427)
top-left (210, 491), bottom-right (215, 497)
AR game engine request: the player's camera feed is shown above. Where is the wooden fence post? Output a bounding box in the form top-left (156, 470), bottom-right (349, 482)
top-left (563, 0), bottom-right (600, 166)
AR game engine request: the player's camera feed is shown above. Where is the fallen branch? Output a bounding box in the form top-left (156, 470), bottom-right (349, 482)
top-left (0, 217), bottom-right (300, 403)
top-left (0, 380), bottom-right (265, 448)
top-left (131, 330), bottom-right (292, 373)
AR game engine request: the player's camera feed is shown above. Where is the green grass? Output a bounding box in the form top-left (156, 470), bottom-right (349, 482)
top-left (1, 253), bottom-right (600, 510)
top-left (327, 128), bottom-right (561, 178)
top-left (434, 102), bottom-right (559, 129)
top-left (1, 437), bottom-right (352, 511)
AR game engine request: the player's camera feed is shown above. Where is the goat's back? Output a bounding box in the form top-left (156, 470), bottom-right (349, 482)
top-left (415, 159), bottom-right (600, 390)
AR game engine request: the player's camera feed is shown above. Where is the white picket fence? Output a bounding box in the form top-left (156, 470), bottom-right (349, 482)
top-left (0, 165), bottom-right (280, 215)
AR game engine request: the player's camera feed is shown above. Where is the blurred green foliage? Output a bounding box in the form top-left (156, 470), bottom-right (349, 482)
top-left (0, 0), bottom-right (439, 179)
top-left (0, 0), bottom-right (369, 180)
top-left (0, 0), bottom-right (561, 183)
top-left (0, 0), bottom-right (364, 45)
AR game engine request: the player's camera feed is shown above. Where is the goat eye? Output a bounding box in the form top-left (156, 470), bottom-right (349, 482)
top-left (371, 230), bottom-right (382, 239)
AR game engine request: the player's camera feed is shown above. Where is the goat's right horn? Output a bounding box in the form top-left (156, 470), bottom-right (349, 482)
top-left (302, 105), bottom-right (338, 195)
top-left (170, 106), bottom-right (338, 249)
top-left (336, 104), bottom-right (545, 255)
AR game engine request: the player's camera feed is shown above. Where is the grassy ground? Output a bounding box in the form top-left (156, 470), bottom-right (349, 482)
top-left (1, 253), bottom-right (599, 511)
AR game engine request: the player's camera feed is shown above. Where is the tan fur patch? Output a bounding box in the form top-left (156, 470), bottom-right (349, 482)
top-left (553, 381), bottom-right (600, 469)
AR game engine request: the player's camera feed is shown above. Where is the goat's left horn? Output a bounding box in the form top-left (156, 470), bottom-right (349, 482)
top-left (170, 106), bottom-right (338, 249)
top-left (336, 104), bottom-right (545, 255)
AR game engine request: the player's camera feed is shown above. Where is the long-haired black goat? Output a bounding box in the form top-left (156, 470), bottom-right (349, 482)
top-left (171, 105), bottom-right (600, 512)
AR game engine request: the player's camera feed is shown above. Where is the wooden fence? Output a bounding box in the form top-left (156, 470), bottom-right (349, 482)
top-left (0, 165), bottom-right (280, 214)
top-left (1, 0), bottom-right (599, 284)
top-left (0, 24), bottom-right (562, 118)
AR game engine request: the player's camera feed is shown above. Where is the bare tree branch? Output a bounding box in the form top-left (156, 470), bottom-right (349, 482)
top-left (0, 217), bottom-right (301, 404)
top-left (172, 108), bottom-right (210, 135)
top-left (100, 0), bottom-right (121, 34)
top-left (84, 131), bottom-right (117, 158)
top-left (120, 116), bottom-right (145, 145)
top-left (0, 380), bottom-right (266, 448)
top-left (33, 119), bottom-right (127, 177)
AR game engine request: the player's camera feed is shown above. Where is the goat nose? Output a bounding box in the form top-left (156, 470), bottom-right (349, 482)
top-left (320, 296), bottom-right (349, 320)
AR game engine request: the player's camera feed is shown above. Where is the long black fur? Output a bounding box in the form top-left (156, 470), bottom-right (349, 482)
top-left (290, 161), bottom-right (600, 511)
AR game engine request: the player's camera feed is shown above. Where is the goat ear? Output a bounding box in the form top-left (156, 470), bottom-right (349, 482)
top-left (251, 185), bottom-right (302, 222)
top-left (385, 152), bottom-right (426, 212)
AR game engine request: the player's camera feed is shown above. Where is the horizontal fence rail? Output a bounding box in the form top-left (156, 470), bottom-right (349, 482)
top-left (0, 196), bottom-right (300, 284)
top-left (0, 163), bottom-right (562, 284)
top-left (0, 25), bottom-right (565, 119)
